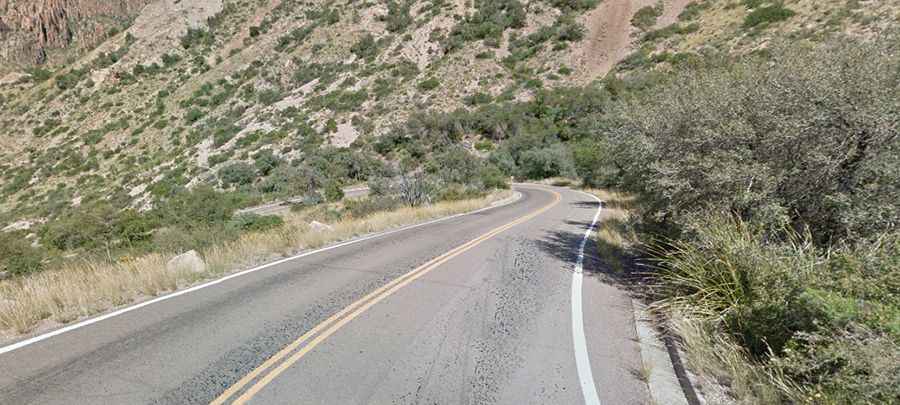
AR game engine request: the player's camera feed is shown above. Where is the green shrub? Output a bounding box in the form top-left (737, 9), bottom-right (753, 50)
top-left (642, 23), bottom-right (700, 43)
top-left (742, 0), bottom-right (765, 9)
top-left (323, 182), bottom-right (345, 202)
top-left (632, 4), bottom-right (663, 30)
top-left (228, 213), bottom-right (283, 232)
top-left (257, 88), bottom-right (283, 105)
top-left (157, 186), bottom-right (240, 230)
top-left (656, 219), bottom-right (900, 402)
top-left (427, 146), bottom-right (482, 184)
top-left (543, 0), bottom-right (599, 12)
top-left (115, 209), bottom-right (159, 247)
top-left (41, 202), bottom-right (120, 251)
top-left (418, 77), bottom-right (440, 91)
top-left (474, 140), bottom-right (494, 151)
top-left (180, 28), bottom-right (213, 49)
top-left (678, 1), bottom-right (708, 21)
top-left (161, 53), bottom-right (181, 67)
top-left (219, 162), bottom-right (256, 187)
top-left (518, 144), bottom-right (576, 179)
top-left (439, 184), bottom-right (485, 201)
top-left (276, 25), bottom-right (316, 52)
top-left (465, 92), bottom-right (493, 106)
top-left (184, 108), bottom-right (205, 124)
top-left (744, 4), bottom-right (795, 28)
top-left (258, 165), bottom-right (302, 195)
top-left (479, 165), bottom-right (510, 189)
top-left (253, 150), bottom-right (282, 176)
top-left (55, 68), bottom-right (87, 90)
top-left (0, 232), bottom-right (44, 275)
top-left (26, 67), bottom-right (53, 82)
top-left (350, 34), bottom-right (379, 60)
top-left (555, 16), bottom-right (586, 42)
top-left (605, 37), bottom-right (900, 242)
top-left (344, 196), bottom-right (400, 218)
top-left (444, 0), bottom-right (526, 51)
top-left (382, 0), bottom-right (413, 33)
top-left (309, 89), bottom-right (369, 112)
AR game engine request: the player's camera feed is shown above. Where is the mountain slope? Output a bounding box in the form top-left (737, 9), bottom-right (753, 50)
top-left (0, 0), bottom-right (896, 231)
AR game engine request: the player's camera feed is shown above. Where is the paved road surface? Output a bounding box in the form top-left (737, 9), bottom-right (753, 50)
top-left (0, 185), bottom-right (649, 404)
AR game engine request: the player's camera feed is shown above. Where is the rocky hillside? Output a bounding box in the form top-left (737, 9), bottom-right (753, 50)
top-left (0, 0), bottom-right (896, 231)
top-left (0, 0), bottom-right (153, 70)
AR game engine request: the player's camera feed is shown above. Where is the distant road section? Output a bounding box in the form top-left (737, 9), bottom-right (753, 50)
top-left (238, 186), bottom-right (370, 216)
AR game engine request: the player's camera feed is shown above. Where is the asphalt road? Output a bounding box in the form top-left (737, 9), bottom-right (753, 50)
top-left (0, 185), bottom-right (649, 404)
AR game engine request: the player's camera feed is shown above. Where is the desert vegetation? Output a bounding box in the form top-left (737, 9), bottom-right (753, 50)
top-left (361, 32), bottom-right (900, 402)
top-left (600, 36), bottom-right (900, 403)
top-left (2, 0), bottom-right (899, 400)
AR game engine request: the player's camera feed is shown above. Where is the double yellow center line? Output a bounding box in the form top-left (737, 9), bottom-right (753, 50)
top-left (211, 189), bottom-right (561, 404)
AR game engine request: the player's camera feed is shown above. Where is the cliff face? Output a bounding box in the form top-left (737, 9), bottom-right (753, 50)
top-left (0, 0), bottom-right (151, 69)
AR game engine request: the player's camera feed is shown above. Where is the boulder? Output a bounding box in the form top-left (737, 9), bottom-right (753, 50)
top-left (309, 221), bottom-right (334, 232)
top-left (0, 271), bottom-right (10, 281)
top-left (166, 250), bottom-right (206, 274)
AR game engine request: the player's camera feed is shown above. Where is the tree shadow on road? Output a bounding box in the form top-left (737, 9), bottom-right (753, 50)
top-left (534, 200), bottom-right (650, 295)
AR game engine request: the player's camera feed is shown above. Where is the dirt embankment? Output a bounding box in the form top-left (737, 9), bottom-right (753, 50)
top-left (572, 0), bottom-right (691, 81)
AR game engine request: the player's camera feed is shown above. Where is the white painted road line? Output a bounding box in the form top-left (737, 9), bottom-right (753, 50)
top-left (0, 192), bottom-right (523, 356)
top-left (572, 190), bottom-right (603, 405)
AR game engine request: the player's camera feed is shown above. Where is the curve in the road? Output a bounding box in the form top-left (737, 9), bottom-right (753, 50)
top-left (214, 190), bottom-right (562, 404)
top-left (0, 185), bottom-right (651, 405)
top-left (0, 191), bottom-right (520, 357)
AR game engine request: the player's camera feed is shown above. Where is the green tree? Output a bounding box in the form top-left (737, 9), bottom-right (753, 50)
top-left (219, 162), bottom-right (256, 188)
top-left (518, 144), bottom-right (576, 179)
top-left (158, 186), bottom-right (238, 229)
top-left (42, 202), bottom-right (120, 251)
top-left (604, 36), bottom-right (900, 242)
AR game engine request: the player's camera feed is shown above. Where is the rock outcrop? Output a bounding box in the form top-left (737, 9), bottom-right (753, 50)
top-left (0, 0), bottom-right (152, 69)
top-left (309, 221), bottom-right (334, 232)
top-left (166, 250), bottom-right (206, 274)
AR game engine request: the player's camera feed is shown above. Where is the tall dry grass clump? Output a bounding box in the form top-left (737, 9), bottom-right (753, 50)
top-left (585, 189), bottom-right (637, 274)
top-left (651, 217), bottom-right (900, 403)
top-left (0, 192), bottom-right (509, 336)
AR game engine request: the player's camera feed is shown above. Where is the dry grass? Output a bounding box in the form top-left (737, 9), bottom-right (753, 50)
top-left (585, 189), bottom-right (638, 274)
top-left (0, 191), bottom-right (510, 337)
top-left (669, 312), bottom-right (802, 404)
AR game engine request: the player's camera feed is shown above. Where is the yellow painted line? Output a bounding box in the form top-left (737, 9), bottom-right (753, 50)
top-left (212, 189), bottom-right (561, 405)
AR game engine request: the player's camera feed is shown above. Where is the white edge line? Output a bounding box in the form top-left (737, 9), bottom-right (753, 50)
top-left (572, 190), bottom-right (604, 405)
top-left (0, 190), bottom-right (524, 356)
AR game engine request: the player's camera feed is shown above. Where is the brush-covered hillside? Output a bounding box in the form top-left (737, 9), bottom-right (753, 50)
top-left (1, 0), bottom-right (896, 232)
top-left (1, 0), bottom-right (607, 227)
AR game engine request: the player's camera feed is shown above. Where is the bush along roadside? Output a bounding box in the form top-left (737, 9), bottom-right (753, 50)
top-left (588, 36), bottom-right (900, 403)
top-left (596, 34), bottom-right (899, 404)
top-left (651, 218), bottom-right (899, 403)
top-left (402, 32), bottom-right (898, 403)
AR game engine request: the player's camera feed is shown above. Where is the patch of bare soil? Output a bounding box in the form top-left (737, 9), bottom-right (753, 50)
top-left (571, 0), bottom-right (689, 82)
top-left (656, 0), bottom-right (692, 29)
top-left (330, 121), bottom-right (360, 147)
